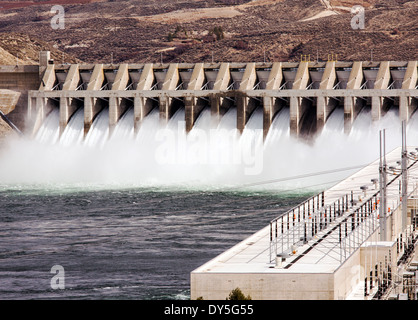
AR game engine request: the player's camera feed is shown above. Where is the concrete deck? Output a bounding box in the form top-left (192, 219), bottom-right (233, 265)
top-left (191, 147), bottom-right (418, 300)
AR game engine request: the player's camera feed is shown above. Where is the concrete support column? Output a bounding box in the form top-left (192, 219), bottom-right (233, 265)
top-left (135, 64), bottom-right (155, 133)
top-left (108, 64), bottom-right (131, 135)
top-left (185, 63), bottom-right (205, 132)
top-left (263, 62), bottom-right (283, 139)
top-left (28, 64), bottom-right (56, 136)
top-left (316, 96), bottom-right (329, 131)
top-left (159, 95), bottom-right (171, 124)
top-left (108, 96), bottom-right (128, 136)
top-left (344, 62), bottom-right (364, 134)
top-left (290, 61), bottom-right (310, 137)
top-left (211, 63), bottom-right (230, 126)
top-left (59, 96), bottom-right (79, 136)
top-left (39, 64), bottom-right (56, 91)
top-left (109, 97), bottom-right (130, 136)
top-left (87, 64), bottom-right (105, 91)
top-left (290, 96), bottom-right (302, 136)
top-left (263, 96), bottom-right (283, 140)
top-left (372, 61), bottom-right (390, 121)
top-left (317, 61), bottom-right (337, 132)
top-left (60, 64), bottom-right (80, 135)
top-left (344, 96), bottom-right (364, 134)
top-left (236, 92), bottom-right (255, 133)
top-left (160, 63), bottom-right (179, 124)
top-left (112, 64), bottom-right (130, 91)
top-left (134, 96), bottom-right (154, 133)
top-left (30, 95), bottom-right (57, 138)
top-left (62, 64), bottom-right (80, 91)
top-left (84, 96), bottom-right (105, 137)
top-left (27, 95), bottom-right (34, 124)
top-left (84, 64), bottom-right (105, 136)
top-left (399, 96), bottom-right (417, 123)
top-left (400, 61), bottom-right (418, 122)
top-left (30, 96), bottom-right (47, 137)
top-left (39, 51), bottom-right (51, 80)
top-left (136, 64), bottom-right (155, 90)
top-left (237, 63), bottom-right (257, 133)
top-left (84, 97), bottom-right (93, 136)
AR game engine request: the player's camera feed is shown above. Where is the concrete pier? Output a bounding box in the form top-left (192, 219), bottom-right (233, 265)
top-left (159, 63), bottom-right (180, 125)
top-left (371, 61), bottom-right (392, 122)
top-left (60, 64), bottom-right (80, 136)
top-left (84, 64), bottom-right (105, 136)
top-left (134, 63), bottom-right (155, 133)
top-left (108, 64), bottom-right (130, 135)
top-left (236, 63), bottom-right (258, 133)
top-left (344, 61), bottom-right (365, 134)
top-left (262, 62), bottom-right (283, 139)
top-left (191, 147), bottom-right (418, 300)
top-left (210, 62), bottom-right (231, 127)
top-left (185, 63), bottom-right (206, 133)
top-left (316, 61), bottom-right (338, 133)
top-left (290, 61), bottom-right (311, 137)
top-left (400, 61), bottom-right (418, 122)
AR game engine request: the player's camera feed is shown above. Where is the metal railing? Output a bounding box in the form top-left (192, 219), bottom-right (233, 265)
top-left (337, 196), bottom-right (380, 263)
top-left (269, 191), bottom-right (359, 262)
top-left (270, 155), bottom-right (418, 267)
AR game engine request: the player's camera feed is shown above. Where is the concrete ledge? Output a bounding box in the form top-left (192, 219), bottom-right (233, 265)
top-left (28, 89), bottom-right (418, 99)
top-left (0, 89), bottom-right (20, 114)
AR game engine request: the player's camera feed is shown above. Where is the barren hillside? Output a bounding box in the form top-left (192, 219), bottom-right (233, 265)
top-left (0, 0), bottom-right (416, 64)
top-left (0, 32), bottom-right (81, 64)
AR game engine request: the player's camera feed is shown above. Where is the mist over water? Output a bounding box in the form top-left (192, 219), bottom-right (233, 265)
top-left (0, 106), bottom-right (416, 192)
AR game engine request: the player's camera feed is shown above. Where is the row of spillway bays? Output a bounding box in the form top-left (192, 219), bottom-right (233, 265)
top-left (49, 63), bottom-right (412, 92)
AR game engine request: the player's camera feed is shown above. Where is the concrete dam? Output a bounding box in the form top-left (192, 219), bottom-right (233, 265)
top-left (1, 51), bottom-right (418, 187)
top-left (1, 52), bottom-right (418, 300)
top-left (19, 52), bottom-right (417, 140)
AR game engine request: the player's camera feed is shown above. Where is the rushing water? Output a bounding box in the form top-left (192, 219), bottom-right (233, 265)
top-left (0, 105), bottom-right (417, 299)
top-left (0, 187), bottom-right (307, 299)
top-left (1, 106), bottom-right (412, 189)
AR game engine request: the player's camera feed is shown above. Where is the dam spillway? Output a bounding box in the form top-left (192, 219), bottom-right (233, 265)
top-left (26, 52), bottom-right (418, 141)
top-left (0, 51), bottom-right (416, 187)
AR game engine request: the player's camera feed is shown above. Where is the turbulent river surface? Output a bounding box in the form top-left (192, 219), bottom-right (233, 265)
top-left (0, 187), bottom-right (307, 299)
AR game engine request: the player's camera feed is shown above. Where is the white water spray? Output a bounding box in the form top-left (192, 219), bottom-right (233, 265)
top-left (0, 106), bottom-right (416, 191)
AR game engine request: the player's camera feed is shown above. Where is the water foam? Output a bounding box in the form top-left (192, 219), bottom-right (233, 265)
top-left (0, 106), bottom-right (415, 191)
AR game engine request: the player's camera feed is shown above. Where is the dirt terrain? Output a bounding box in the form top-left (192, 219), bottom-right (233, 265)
top-left (0, 0), bottom-right (415, 140)
top-left (0, 32), bottom-right (81, 64)
top-left (0, 0), bottom-right (416, 64)
top-left (0, 1), bottom-right (106, 11)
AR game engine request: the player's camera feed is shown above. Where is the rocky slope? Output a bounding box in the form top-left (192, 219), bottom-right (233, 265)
top-left (0, 32), bottom-right (82, 64)
top-left (0, 0), bottom-right (416, 64)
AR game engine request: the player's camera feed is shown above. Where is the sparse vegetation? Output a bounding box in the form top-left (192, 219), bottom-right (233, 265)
top-left (210, 26), bottom-right (225, 41)
top-left (215, 0), bottom-right (251, 4)
top-left (226, 287), bottom-right (252, 300)
top-left (234, 40), bottom-right (248, 50)
top-left (0, 0), bottom-right (415, 64)
top-left (167, 32), bottom-right (174, 42)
